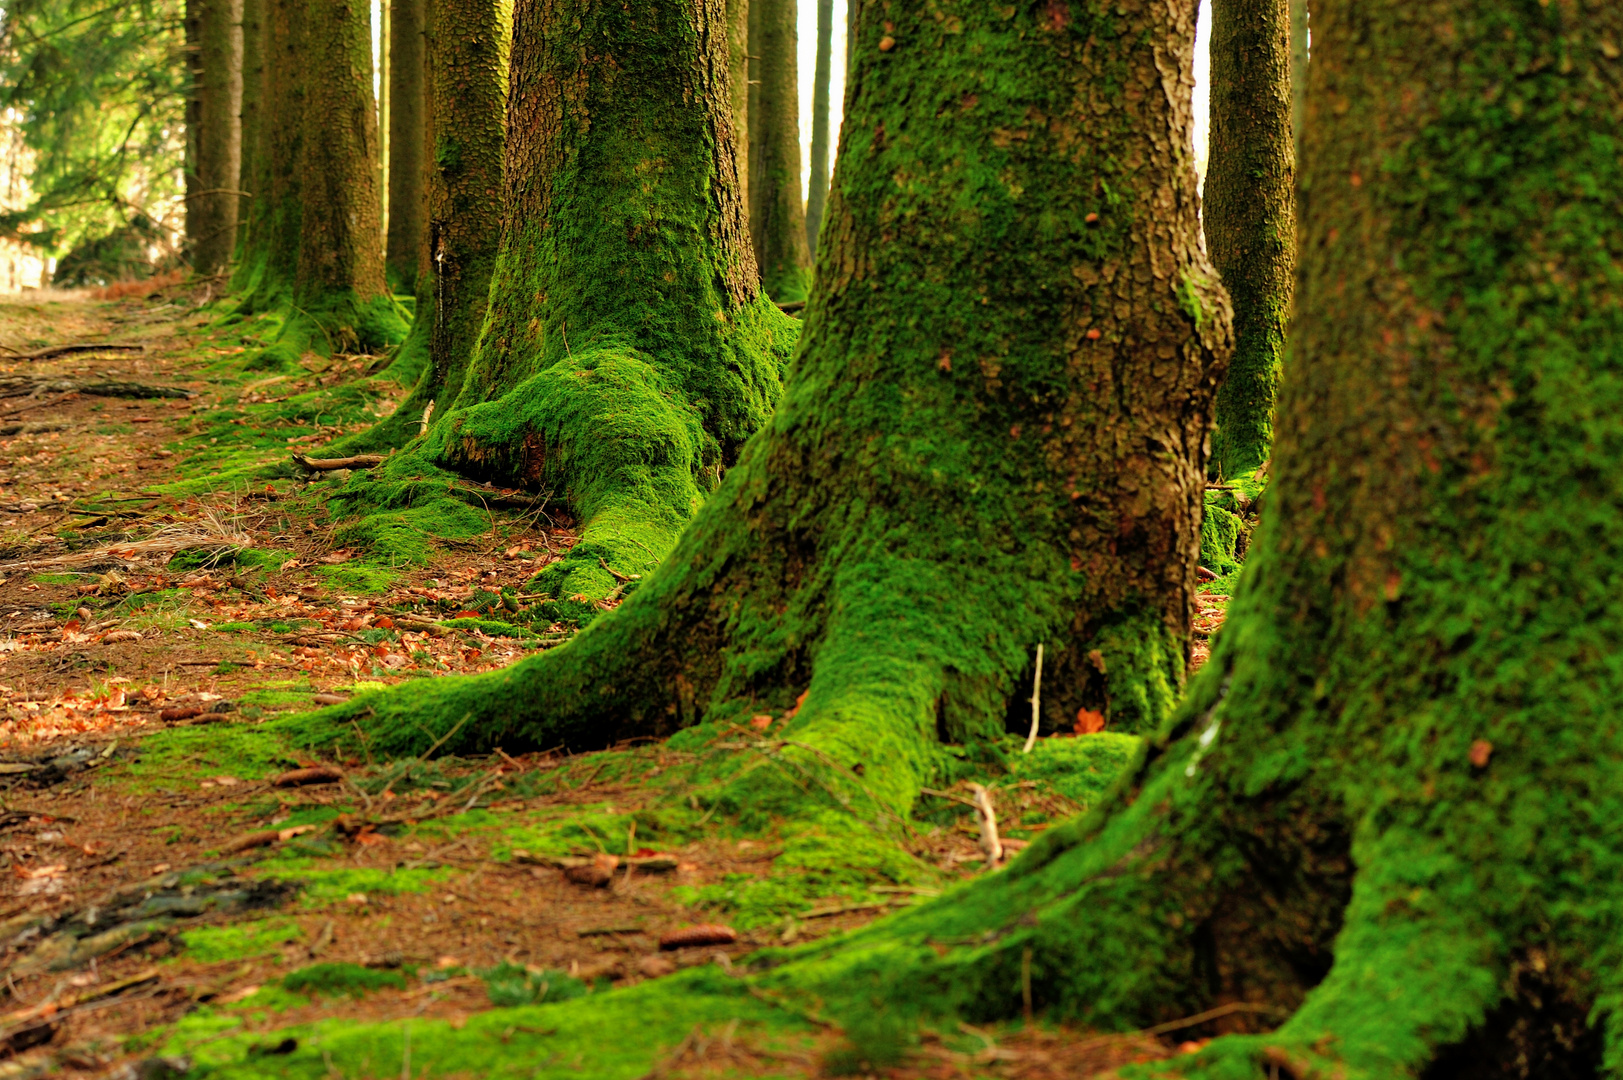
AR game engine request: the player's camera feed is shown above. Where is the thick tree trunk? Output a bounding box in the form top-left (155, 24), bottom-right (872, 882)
top-left (747, 0), bottom-right (811, 300)
top-left (1290, 0), bottom-right (1307, 152)
top-left (183, 0), bottom-right (201, 261)
top-left (191, 0), bottom-right (244, 276)
top-left (234, 0), bottom-right (303, 309)
top-left (804, 0), bottom-right (832, 255)
top-left (233, 0), bottom-right (265, 269)
top-left (758, 2), bottom-right (1623, 1076)
top-left (386, 0), bottom-right (427, 292)
top-left (1206, 0), bottom-right (1292, 479)
top-left (726, 0), bottom-right (749, 216)
top-left (316, 0), bottom-right (1228, 828)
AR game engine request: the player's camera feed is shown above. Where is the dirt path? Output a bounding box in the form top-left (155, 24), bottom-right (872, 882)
top-left (0, 289), bottom-right (1228, 1079)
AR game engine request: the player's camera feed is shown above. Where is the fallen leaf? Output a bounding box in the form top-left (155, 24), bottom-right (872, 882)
top-left (1469, 739), bottom-right (1493, 768)
top-left (1075, 709), bottom-right (1106, 735)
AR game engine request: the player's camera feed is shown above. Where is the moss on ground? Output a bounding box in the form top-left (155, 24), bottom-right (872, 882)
top-left (281, 962), bottom-right (408, 998)
top-left (178, 918), bottom-right (305, 964)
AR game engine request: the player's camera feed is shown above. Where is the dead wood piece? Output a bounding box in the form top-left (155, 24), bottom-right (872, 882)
top-left (0, 422), bottom-right (68, 437)
top-left (292, 453), bottom-right (386, 472)
top-left (78, 382), bottom-right (192, 400)
top-left (158, 706), bottom-right (205, 722)
top-left (173, 712), bottom-right (232, 726)
top-left (564, 853), bottom-right (620, 887)
top-left (8, 343), bottom-right (145, 362)
top-left (798, 900), bottom-right (902, 920)
top-left (393, 617), bottom-right (451, 637)
top-left (272, 766), bottom-right (343, 788)
top-left (658, 924), bottom-right (738, 950)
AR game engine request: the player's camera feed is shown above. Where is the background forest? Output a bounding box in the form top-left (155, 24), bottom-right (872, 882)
top-left (0, 0), bottom-right (1610, 1079)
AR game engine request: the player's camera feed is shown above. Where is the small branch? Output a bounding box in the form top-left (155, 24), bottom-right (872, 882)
top-left (775, 299), bottom-right (806, 314)
top-left (1022, 642), bottom-right (1044, 754)
top-left (967, 783), bottom-right (1003, 866)
top-left (597, 557), bottom-right (639, 584)
top-left (293, 453), bottom-right (386, 472)
top-left (418, 399), bottom-right (434, 437)
top-left (5, 343), bottom-right (145, 361)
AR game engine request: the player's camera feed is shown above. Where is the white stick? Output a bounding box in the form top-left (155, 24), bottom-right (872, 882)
top-left (968, 783), bottom-right (1003, 866)
top-left (1022, 642), bottom-right (1044, 753)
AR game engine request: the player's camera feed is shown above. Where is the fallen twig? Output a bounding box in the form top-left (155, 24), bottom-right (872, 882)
top-left (292, 453), bottom-right (386, 472)
top-left (5, 343), bottom-right (145, 362)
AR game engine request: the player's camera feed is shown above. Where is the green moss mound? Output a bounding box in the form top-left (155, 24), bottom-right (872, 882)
top-left (282, 962), bottom-right (408, 998)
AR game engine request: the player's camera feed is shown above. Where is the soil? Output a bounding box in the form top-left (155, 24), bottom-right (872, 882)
top-left (0, 287), bottom-right (1232, 1079)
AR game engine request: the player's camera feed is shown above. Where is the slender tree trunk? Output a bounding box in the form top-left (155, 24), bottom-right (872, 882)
top-left (321, 0), bottom-right (1229, 822)
top-left (386, 0), bottom-right (427, 292)
top-left (747, 3), bottom-right (1623, 1076)
top-left (804, 0), bottom-right (832, 255)
top-left (747, 0), bottom-right (811, 300)
top-left (183, 0), bottom-right (201, 261)
top-left (1206, 0), bottom-right (1293, 479)
top-left (1290, 0), bottom-right (1307, 152)
top-left (727, 0), bottom-right (749, 217)
top-left (192, 0), bottom-right (244, 275)
top-left (233, 0), bottom-right (265, 268)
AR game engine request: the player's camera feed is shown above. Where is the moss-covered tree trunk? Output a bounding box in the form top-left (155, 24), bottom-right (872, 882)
top-left (385, 0), bottom-right (427, 292)
top-left (1206, 0), bottom-right (1292, 480)
top-left (323, 0), bottom-right (1228, 820)
top-left (804, 0), bottom-right (833, 255)
top-left (747, 0), bottom-right (811, 300)
top-left (756, 2), bottom-right (1623, 1075)
top-left (233, 0), bottom-right (303, 309)
top-left (192, 0), bottom-right (244, 276)
top-left (348, 0), bottom-right (794, 612)
top-left (339, 0), bottom-right (507, 451)
top-left (238, 0), bottom-right (405, 356)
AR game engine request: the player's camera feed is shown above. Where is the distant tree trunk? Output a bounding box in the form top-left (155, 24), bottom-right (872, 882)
top-left (386, 0), bottom-right (427, 292)
top-left (1290, 0), bottom-right (1307, 151)
top-left (233, 0), bottom-right (265, 268)
top-left (727, 0), bottom-right (749, 216)
top-left (247, 0), bottom-right (403, 365)
top-left (804, 0), bottom-right (832, 255)
top-left (183, 0), bottom-right (201, 261)
top-left (323, 0), bottom-right (1229, 797)
top-left (338, 0), bottom-right (507, 452)
top-left (747, 0), bottom-right (810, 300)
top-left (1206, 0), bottom-right (1293, 479)
top-left (234, 0), bottom-right (304, 309)
top-left (192, 0), bottom-right (244, 276)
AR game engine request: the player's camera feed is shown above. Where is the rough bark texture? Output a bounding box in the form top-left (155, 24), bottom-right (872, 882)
top-left (804, 0), bottom-right (833, 255)
top-left (386, 0), bottom-right (427, 292)
top-left (757, 4), bottom-right (1623, 1079)
top-left (726, 0), bottom-right (749, 216)
top-left (184, 0), bottom-right (201, 259)
top-left (233, 0), bottom-right (303, 308)
top-left (312, 0), bottom-right (1229, 833)
top-left (747, 0), bottom-right (811, 300)
top-left (192, 0), bottom-right (244, 275)
top-left (1206, 0), bottom-right (1293, 479)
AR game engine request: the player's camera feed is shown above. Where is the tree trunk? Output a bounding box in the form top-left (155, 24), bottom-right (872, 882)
top-left (804, 0), bottom-right (833, 256)
top-left (1290, 0), bottom-right (1307, 152)
top-left (183, 0), bottom-right (201, 261)
top-left (191, 0), bottom-right (244, 276)
top-left (233, 0), bottom-right (303, 310)
top-left (318, 0), bottom-right (1228, 828)
top-left (233, 0), bottom-right (265, 270)
top-left (747, 0), bottom-right (811, 300)
top-left (754, 2), bottom-right (1623, 1075)
top-left (727, 0), bottom-right (749, 216)
top-left (1206, 0), bottom-right (1292, 479)
top-left (337, 0), bottom-right (507, 452)
top-left (386, 0), bottom-right (427, 292)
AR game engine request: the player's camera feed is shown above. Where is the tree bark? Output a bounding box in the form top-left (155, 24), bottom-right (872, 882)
top-left (1290, 0), bottom-right (1307, 152)
top-left (183, 0), bottom-right (202, 261)
top-left (1206, 0), bottom-right (1293, 479)
top-left (234, 0), bottom-right (265, 268)
top-left (747, 0), bottom-right (811, 300)
top-left (386, 0), bottom-right (427, 292)
top-left (233, 0), bottom-right (303, 308)
top-left (320, 0), bottom-right (1229, 823)
top-left (726, 0), bottom-right (749, 216)
top-left (749, 2), bottom-right (1623, 1076)
top-left (804, 0), bottom-right (833, 256)
top-left (191, 0), bottom-right (244, 276)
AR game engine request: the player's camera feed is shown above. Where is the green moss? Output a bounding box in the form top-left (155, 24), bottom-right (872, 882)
top-left (282, 962), bottom-right (408, 998)
top-left (479, 963), bottom-right (587, 1007)
top-left (178, 918), bottom-right (304, 964)
top-left (115, 725), bottom-right (299, 789)
top-left (31, 572), bottom-right (90, 585)
top-left (213, 622), bottom-right (258, 634)
top-left (1005, 733), bottom-right (1141, 808)
top-left (315, 564), bottom-right (401, 595)
top-left (1199, 495), bottom-right (1245, 576)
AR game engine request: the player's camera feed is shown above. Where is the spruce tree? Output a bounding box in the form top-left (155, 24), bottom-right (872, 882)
top-left (726, 0), bottom-right (749, 213)
top-left (233, 0), bottom-right (265, 270)
top-left (747, 0), bottom-right (811, 300)
top-left (190, 0), bottom-right (243, 275)
top-left (752, 2), bottom-right (1623, 1075)
top-left (385, 0), bottom-right (426, 292)
top-left (313, 0), bottom-right (1230, 814)
top-left (1206, 0), bottom-right (1293, 478)
top-left (804, 0), bottom-right (833, 255)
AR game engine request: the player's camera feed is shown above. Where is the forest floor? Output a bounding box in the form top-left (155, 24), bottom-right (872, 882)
top-left (0, 286), bottom-right (1236, 1080)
